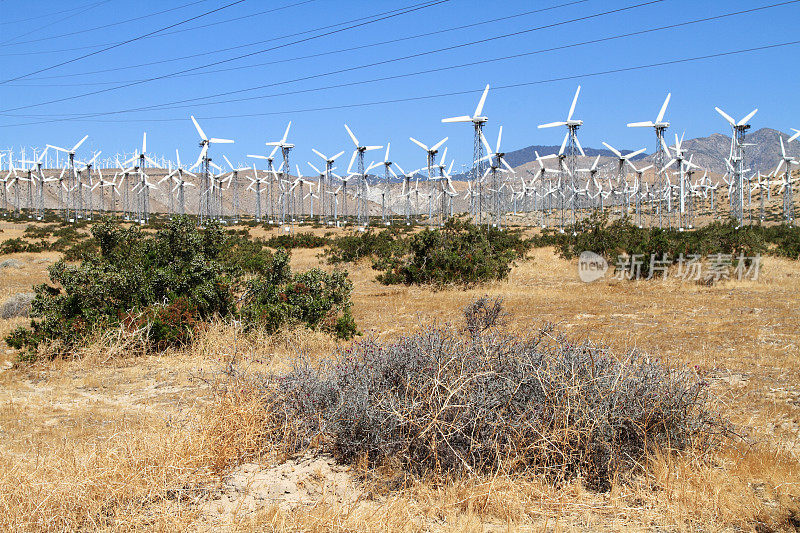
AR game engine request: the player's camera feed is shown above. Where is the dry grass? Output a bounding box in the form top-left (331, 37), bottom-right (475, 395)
top-left (1, 222), bottom-right (799, 531)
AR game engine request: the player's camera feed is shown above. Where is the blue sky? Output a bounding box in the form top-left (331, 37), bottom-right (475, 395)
top-left (0, 0), bottom-right (798, 171)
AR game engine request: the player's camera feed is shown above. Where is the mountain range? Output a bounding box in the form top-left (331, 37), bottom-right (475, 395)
top-left (452, 128), bottom-right (800, 180)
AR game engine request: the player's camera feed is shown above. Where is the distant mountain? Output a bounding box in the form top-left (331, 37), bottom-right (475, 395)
top-left (639, 127), bottom-right (800, 175)
top-left (448, 127), bottom-right (799, 180)
top-left (503, 144), bottom-right (646, 168)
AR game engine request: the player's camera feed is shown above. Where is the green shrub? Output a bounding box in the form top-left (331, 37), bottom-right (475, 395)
top-left (265, 232), bottom-right (330, 249)
top-left (6, 217), bottom-right (358, 359)
top-left (241, 249), bottom-right (357, 339)
top-left (375, 219), bottom-right (529, 286)
top-left (325, 227), bottom-right (408, 264)
top-left (547, 213), bottom-right (768, 278)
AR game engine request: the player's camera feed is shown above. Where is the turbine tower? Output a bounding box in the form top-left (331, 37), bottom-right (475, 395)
top-left (628, 93), bottom-right (671, 227)
top-left (441, 84), bottom-right (490, 223)
top-left (189, 115), bottom-right (234, 225)
top-left (538, 86), bottom-right (585, 227)
top-left (344, 124), bottom-right (382, 227)
top-left (716, 106), bottom-right (758, 226)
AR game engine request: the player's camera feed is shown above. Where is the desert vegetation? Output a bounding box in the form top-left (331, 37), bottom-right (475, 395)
top-left (1, 219), bottom-right (799, 531)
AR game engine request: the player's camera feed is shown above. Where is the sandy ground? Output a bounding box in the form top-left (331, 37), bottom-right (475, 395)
top-left (0, 220), bottom-right (799, 530)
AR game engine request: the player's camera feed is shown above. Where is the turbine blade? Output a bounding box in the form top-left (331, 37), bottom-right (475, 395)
top-left (431, 136), bottom-right (448, 152)
top-left (409, 137), bottom-right (428, 151)
top-left (344, 124), bottom-right (359, 147)
top-left (538, 121), bottom-right (567, 129)
top-left (656, 92), bottom-right (671, 123)
top-left (190, 115), bottom-right (208, 140)
top-left (474, 83), bottom-right (490, 116)
top-left (567, 85), bottom-right (581, 121)
top-left (627, 121), bottom-right (655, 128)
top-left (442, 116), bottom-right (472, 123)
top-left (71, 134), bottom-right (89, 153)
top-left (715, 107), bottom-right (736, 126)
top-left (737, 108), bottom-right (758, 126)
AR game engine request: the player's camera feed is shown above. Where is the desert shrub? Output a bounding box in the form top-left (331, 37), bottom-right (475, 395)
top-left (265, 232), bottom-right (330, 249)
top-left (762, 224), bottom-right (800, 259)
top-left (549, 213), bottom-right (768, 278)
top-left (240, 249), bottom-right (357, 340)
top-left (325, 227), bottom-right (408, 264)
top-left (23, 225), bottom-right (55, 239)
top-left (249, 298), bottom-right (722, 490)
top-left (6, 217), bottom-right (358, 359)
top-left (374, 219), bottom-right (529, 286)
top-left (6, 218), bottom-right (236, 356)
top-left (62, 237), bottom-right (99, 261)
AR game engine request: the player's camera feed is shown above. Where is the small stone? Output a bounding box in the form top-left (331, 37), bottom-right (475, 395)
top-left (1, 292), bottom-right (35, 319)
top-left (0, 258), bottom-right (23, 269)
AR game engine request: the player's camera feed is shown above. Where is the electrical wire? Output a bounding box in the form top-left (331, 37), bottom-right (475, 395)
top-left (0, 0), bottom-right (247, 85)
top-left (6, 0), bottom-right (591, 86)
top-left (0, 0), bottom-right (452, 111)
top-left (0, 0), bottom-right (218, 47)
top-left (2, 40), bottom-right (797, 127)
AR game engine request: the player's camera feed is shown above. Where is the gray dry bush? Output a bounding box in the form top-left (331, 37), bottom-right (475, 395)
top-left (242, 297), bottom-right (725, 490)
top-left (1, 292), bottom-right (35, 319)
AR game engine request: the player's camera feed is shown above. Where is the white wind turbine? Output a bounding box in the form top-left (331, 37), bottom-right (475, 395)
top-left (601, 142), bottom-right (646, 217)
top-left (441, 83), bottom-right (490, 222)
top-left (266, 122), bottom-right (294, 223)
top-left (409, 136), bottom-right (447, 226)
top-left (715, 105), bottom-right (758, 225)
top-left (538, 86), bottom-right (585, 227)
top-left (344, 124), bottom-right (382, 226)
top-left (311, 148), bottom-right (345, 224)
top-left (772, 133), bottom-right (800, 223)
top-left (189, 115), bottom-right (234, 224)
top-left (247, 145), bottom-right (280, 223)
top-left (47, 134), bottom-right (88, 222)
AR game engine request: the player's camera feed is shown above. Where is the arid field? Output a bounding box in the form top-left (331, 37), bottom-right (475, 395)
top-left (1, 219), bottom-right (799, 532)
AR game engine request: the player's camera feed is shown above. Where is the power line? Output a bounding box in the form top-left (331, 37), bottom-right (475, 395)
top-left (5, 0), bottom-right (591, 86)
top-left (0, 0), bottom-right (247, 85)
top-left (0, 0), bottom-right (218, 47)
top-left (0, 0), bottom-right (432, 57)
top-left (0, 0), bottom-right (114, 47)
top-left (4, 1), bottom-right (793, 122)
top-left (4, 40), bottom-right (797, 128)
top-left (11, 0), bottom-right (667, 114)
top-left (0, 0), bottom-right (451, 111)
top-left (5, 0), bottom-right (589, 82)
top-left (0, 0), bottom-right (106, 25)
top-left (0, 0), bottom-right (315, 53)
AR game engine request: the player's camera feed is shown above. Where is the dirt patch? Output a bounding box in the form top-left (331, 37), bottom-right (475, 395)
top-left (201, 454), bottom-right (360, 525)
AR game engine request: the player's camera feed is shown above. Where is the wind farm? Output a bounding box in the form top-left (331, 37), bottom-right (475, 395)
top-left (1, 1), bottom-right (800, 531)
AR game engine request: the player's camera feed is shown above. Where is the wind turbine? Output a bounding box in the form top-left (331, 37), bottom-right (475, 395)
top-left (46, 134), bottom-right (88, 222)
top-left (715, 105), bottom-right (757, 225)
top-left (773, 135), bottom-right (800, 223)
top-left (628, 92), bottom-right (671, 225)
top-left (189, 115), bottom-right (234, 224)
top-left (311, 148), bottom-right (345, 224)
top-left (266, 122), bottom-right (294, 224)
top-left (602, 142), bottom-right (646, 218)
top-left (442, 83), bottom-right (490, 223)
top-left (409, 136), bottom-right (447, 226)
top-left (344, 124), bottom-right (382, 227)
top-left (539, 86), bottom-right (585, 227)
top-left (479, 127), bottom-right (514, 228)
top-left (247, 145), bottom-right (280, 223)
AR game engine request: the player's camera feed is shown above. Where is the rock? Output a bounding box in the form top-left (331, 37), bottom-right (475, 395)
top-left (33, 258), bottom-right (52, 264)
top-left (1, 292), bottom-right (35, 319)
top-left (0, 258), bottom-right (23, 269)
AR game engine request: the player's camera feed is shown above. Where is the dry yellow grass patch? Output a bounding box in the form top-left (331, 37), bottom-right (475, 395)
top-left (0, 223), bottom-right (799, 531)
